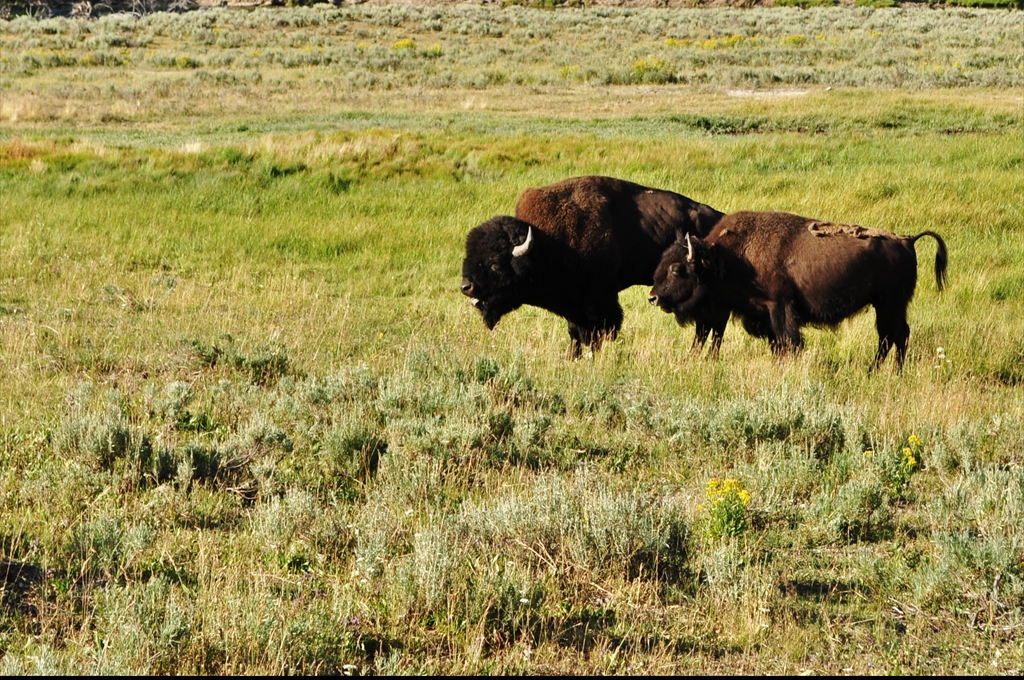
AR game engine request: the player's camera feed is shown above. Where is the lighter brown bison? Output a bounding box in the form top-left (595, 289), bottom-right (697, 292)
top-left (649, 211), bottom-right (948, 369)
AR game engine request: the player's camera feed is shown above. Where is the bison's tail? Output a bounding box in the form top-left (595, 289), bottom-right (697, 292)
top-left (910, 231), bottom-right (948, 291)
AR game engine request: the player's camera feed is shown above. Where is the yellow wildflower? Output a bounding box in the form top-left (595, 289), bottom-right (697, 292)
top-left (700, 477), bottom-right (751, 539)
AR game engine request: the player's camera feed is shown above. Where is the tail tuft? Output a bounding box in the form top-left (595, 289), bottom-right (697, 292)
top-left (912, 231), bottom-right (948, 291)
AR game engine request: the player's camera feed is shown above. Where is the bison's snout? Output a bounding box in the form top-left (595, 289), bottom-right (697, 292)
top-left (461, 278), bottom-right (483, 310)
top-left (648, 293), bottom-right (659, 306)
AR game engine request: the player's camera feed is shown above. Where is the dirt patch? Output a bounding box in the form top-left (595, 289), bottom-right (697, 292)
top-left (725, 89), bottom-right (814, 98)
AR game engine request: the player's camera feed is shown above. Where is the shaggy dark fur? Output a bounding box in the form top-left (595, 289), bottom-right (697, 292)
top-left (649, 211), bottom-right (948, 369)
top-left (461, 175), bottom-right (724, 356)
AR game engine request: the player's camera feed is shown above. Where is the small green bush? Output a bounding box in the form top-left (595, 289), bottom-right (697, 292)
top-left (818, 478), bottom-right (892, 543)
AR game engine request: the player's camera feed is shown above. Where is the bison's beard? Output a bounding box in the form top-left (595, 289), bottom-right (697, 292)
top-left (473, 296), bottom-right (520, 330)
top-left (658, 283), bottom-right (711, 325)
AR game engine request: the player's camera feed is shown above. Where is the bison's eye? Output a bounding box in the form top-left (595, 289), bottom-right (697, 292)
top-left (490, 263), bottom-right (500, 272)
top-left (668, 263), bottom-right (682, 278)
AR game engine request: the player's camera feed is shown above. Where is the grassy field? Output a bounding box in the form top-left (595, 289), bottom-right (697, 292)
top-left (2, 3), bottom-right (1024, 674)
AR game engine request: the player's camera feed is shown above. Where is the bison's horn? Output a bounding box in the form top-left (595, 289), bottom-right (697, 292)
top-left (512, 226), bottom-right (533, 258)
top-left (685, 233), bottom-right (695, 263)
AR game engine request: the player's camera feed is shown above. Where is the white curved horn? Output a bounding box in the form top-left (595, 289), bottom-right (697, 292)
top-left (685, 233), bottom-right (695, 263)
top-left (512, 226), bottom-right (533, 258)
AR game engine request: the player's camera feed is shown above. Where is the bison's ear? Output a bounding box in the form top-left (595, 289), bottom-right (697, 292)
top-left (512, 226), bottom-right (533, 258)
top-left (501, 218), bottom-right (533, 252)
top-left (503, 219), bottom-right (533, 276)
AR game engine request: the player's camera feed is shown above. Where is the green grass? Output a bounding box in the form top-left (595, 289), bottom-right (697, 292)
top-left (2, 3), bottom-right (1024, 674)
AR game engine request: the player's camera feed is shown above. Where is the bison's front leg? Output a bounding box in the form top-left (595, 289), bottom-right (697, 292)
top-left (691, 324), bottom-right (711, 354)
top-left (706, 319), bottom-right (728, 360)
top-left (584, 297), bottom-right (623, 352)
top-left (566, 322), bottom-right (618, 358)
top-left (691, 324), bottom-right (726, 359)
top-left (673, 311), bottom-right (708, 354)
top-left (691, 306), bottom-right (730, 359)
top-left (566, 298), bottom-right (623, 357)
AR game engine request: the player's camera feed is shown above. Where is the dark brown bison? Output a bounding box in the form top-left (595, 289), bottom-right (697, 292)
top-left (648, 211), bottom-right (948, 368)
top-left (461, 176), bottom-right (724, 356)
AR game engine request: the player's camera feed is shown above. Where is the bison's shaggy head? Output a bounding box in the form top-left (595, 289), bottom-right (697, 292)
top-left (649, 233), bottom-right (716, 323)
top-left (461, 215), bottom-right (535, 330)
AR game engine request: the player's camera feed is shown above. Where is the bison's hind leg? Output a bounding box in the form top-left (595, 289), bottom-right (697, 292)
top-left (893, 323), bottom-right (911, 368)
top-left (873, 304), bottom-right (911, 371)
